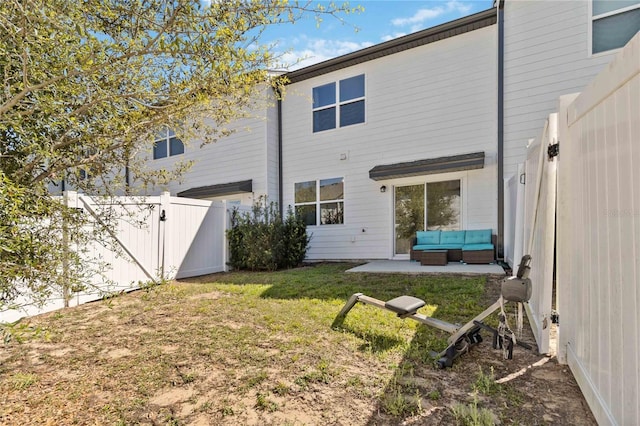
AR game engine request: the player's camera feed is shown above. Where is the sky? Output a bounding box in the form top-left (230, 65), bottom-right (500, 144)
top-left (260, 0), bottom-right (495, 70)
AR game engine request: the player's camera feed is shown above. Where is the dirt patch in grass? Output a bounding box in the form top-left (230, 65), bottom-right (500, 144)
top-left (0, 264), bottom-right (595, 425)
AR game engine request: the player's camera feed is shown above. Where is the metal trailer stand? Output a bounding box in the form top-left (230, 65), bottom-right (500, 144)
top-left (333, 255), bottom-right (534, 368)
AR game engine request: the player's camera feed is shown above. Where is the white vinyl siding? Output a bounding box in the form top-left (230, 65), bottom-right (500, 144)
top-left (137, 88), bottom-right (276, 203)
top-left (282, 26), bottom-right (497, 260)
top-left (503, 0), bottom-right (619, 178)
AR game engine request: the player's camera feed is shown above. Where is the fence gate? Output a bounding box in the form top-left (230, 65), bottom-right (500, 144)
top-left (164, 196), bottom-right (227, 279)
top-left (73, 192), bottom-right (164, 304)
top-left (521, 114), bottom-right (558, 355)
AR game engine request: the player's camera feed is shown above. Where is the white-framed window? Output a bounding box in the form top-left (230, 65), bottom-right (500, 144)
top-left (294, 177), bottom-right (344, 226)
top-left (591, 0), bottom-right (640, 54)
top-left (312, 74), bottom-right (365, 133)
top-left (153, 129), bottom-right (184, 159)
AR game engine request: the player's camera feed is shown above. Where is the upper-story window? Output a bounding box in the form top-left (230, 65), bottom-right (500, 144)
top-left (153, 129), bottom-right (184, 160)
top-left (592, 0), bottom-right (640, 54)
top-left (312, 74), bottom-right (365, 132)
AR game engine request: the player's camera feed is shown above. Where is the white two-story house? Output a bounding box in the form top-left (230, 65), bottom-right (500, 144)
top-left (129, 0), bottom-right (638, 262)
top-left (281, 9), bottom-right (498, 260)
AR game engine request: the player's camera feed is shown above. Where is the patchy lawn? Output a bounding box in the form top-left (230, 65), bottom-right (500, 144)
top-left (0, 263), bottom-right (594, 425)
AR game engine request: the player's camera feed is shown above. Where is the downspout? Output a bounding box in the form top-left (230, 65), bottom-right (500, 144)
top-left (124, 144), bottom-right (131, 195)
top-left (277, 90), bottom-right (284, 217)
top-left (125, 166), bottom-right (130, 194)
top-left (497, 0), bottom-right (505, 260)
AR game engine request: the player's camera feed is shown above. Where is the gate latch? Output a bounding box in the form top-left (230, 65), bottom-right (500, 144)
top-left (547, 142), bottom-right (559, 159)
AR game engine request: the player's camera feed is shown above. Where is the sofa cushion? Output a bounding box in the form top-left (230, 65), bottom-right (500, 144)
top-left (462, 243), bottom-right (494, 251)
top-left (413, 244), bottom-right (463, 250)
top-left (464, 229), bottom-right (492, 244)
top-left (440, 230), bottom-right (465, 245)
top-left (435, 244), bottom-right (463, 250)
top-left (413, 244), bottom-right (444, 250)
top-left (416, 230), bottom-right (440, 245)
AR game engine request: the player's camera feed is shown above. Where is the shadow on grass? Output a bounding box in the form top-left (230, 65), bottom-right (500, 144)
top-left (202, 263), bottom-right (488, 310)
top-left (181, 263), bottom-right (487, 314)
top-left (332, 323), bottom-right (408, 353)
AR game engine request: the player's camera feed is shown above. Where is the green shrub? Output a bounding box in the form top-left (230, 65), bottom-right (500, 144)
top-left (227, 198), bottom-right (310, 271)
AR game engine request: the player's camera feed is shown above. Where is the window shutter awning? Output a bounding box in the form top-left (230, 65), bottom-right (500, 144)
top-left (177, 179), bottom-right (253, 199)
top-left (369, 152), bottom-right (485, 181)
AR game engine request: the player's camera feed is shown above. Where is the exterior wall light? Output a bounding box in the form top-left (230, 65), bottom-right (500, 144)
top-left (380, 185), bottom-right (387, 193)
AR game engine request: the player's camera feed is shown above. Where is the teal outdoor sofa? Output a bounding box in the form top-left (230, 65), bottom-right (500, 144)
top-left (410, 229), bottom-right (495, 264)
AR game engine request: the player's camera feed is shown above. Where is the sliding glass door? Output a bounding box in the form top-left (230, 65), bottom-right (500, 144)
top-left (394, 180), bottom-right (461, 255)
top-left (394, 185), bottom-right (425, 255)
top-left (426, 180), bottom-right (461, 230)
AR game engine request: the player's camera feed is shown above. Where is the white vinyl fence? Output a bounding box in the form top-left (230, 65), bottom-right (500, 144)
top-left (504, 164), bottom-right (526, 269)
top-left (512, 115), bottom-right (558, 356)
top-left (556, 33), bottom-right (639, 426)
top-left (1, 192), bottom-right (230, 323)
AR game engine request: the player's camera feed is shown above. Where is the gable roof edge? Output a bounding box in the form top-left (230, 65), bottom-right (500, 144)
top-left (285, 8), bottom-right (496, 84)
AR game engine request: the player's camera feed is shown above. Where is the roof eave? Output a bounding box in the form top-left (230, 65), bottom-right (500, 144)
top-left (285, 8), bottom-right (496, 84)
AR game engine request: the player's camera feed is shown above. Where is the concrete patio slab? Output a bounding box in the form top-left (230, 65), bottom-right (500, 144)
top-left (346, 260), bottom-right (506, 275)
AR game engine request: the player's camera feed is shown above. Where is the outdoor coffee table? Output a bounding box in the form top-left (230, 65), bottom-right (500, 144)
top-left (419, 250), bottom-right (448, 266)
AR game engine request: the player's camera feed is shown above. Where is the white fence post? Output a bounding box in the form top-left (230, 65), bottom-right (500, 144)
top-left (222, 201), bottom-right (229, 272)
top-left (512, 163), bottom-right (525, 268)
top-left (62, 191), bottom-right (79, 307)
top-left (505, 163), bottom-right (526, 269)
top-left (159, 191), bottom-right (171, 280)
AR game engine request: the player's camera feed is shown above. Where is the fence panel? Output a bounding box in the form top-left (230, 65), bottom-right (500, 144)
top-left (557, 33), bottom-right (639, 426)
top-left (78, 194), bottom-right (162, 301)
top-left (504, 163), bottom-right (526, 268)
top-left (521, 115), bottom-right (557, 355)
top-left (1, 193), bottom-right (229, 323)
